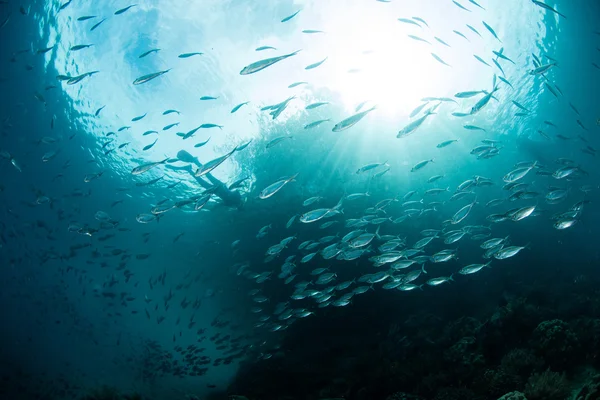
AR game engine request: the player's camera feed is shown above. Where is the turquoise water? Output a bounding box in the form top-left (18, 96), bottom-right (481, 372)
top-left (0, 0), bottom-right (599, 399)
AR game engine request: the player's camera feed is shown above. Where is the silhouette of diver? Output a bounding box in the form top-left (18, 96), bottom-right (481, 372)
top-left (166, 150), bottom-right (243, 209)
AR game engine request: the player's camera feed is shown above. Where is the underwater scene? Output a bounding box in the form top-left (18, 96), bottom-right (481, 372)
top-left (1, 0), bottom-right (600, 399)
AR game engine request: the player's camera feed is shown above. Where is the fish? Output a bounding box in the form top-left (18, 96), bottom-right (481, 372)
top-left (266, 136), bottom-right (293, 148)
top-left (408, 35), bottom-right (431, 45)
top-left (131, 113), bottom-right (147, 122)
top-left (288, 82), bottom-right (307, 88)
top-left (200, 96), bottom-right (218, 101)
top-left (459, 261), bottom-right (492, 275)
top-left (302, 30), bottom-right (324, 34)
top-left (498, 76), bottom-right (513, 89)
top-left (473, 55), bottom-right (491, 67)
top-left (133, 69), bottom-right (172, 85)
top-left (163, 109), bottom-right (180, 115)
top-left (95, 106), bottom-right (106, 116)
top-left (139, 49), bottom-right (160, 58)
top-left (332, 106), bottom-right (376, 132)
top-left (131, 158), bottom-right (168, 175)
top-left (409, 102), bottom-right (429, 118)
top-left (70, 44), bottom-right (94, 51)
top-left (431, 53), bottom-right (451, 67)
top-left (195, 147), bottom-right (238, 177)
top-left (452, 1), bottom-right (471, 12)
top-left (397, 111), bottom-right (436, 138)
top-left (466, 24), bottom-right (482, 38)
top-left (503, 162), bottom-right (537, 183)
top-left (240, 50), bottom-right (301, 75)
top-left (306, 102), bottom-right (329, 110)
top-left (493, 50), bottom-right (515, 64)
top-left (178, 52), bottom-right (203, 58)
top-left (397, 18), bottom-right (422, 27)
top-left (455, 91), bottom-right (485, 98)
top-left (256, 46), bottom-right (276, 51)
top-left (115, 5), bottom-right (137, 15)
top-left (437, 139), bottom-right (459, 148)
top-left (529, 62), bottom-right (557, 75)
top-left (305, 57), bottom-right (327, 70)
top-left (451, 199), bottom-right (477, 224)
top-left (464, 125), bottom-right (487, 132)
top-left (194, 138), bottom-right (211, 148)
top-left (231, 102), bottom-right (249, 113)
top-left (468, 0), bottom-right (485, 10)
top-left (511, 101), bottom-right (530, 112)
top-left (90, 18), bottom-right (107, 31)
top-left (304, 119), bottom-right (330, 129)
top-left (434, 37), bottom-right (451, 47)
top-left (411, 159), bottom-right (434, 172)
top-left (531, 0), bottom-right (567, 18)
top-left (453, 30), bottom-right (470, 42)
top-left (281, 10), bottom-right (301, 23)
top-left (143, 139), bottom-right (158, 151)
top-left (482, 21), bottom-right (502, 42)
top-left (259, 174), bottom-right (299, 199)
top-left (77, 15), bottom-right (97, 21)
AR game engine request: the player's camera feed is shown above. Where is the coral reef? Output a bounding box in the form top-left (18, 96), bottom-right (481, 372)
top-left (575, 373), bottom-right (600, 400)
top-left (523, 370), bottom-right (570, 400)
top-left (530, 319), bottom-right (580, 371)
top-left (81, 386), bottom-right (142, 400)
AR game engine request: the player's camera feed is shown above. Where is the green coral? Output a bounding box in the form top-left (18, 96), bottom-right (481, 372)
top-left (531, 319), bottom-right (579, 371)
top-left (524, 370), bottom-right (570, 400)
top-left (574, 373), bottom-right (600, 400)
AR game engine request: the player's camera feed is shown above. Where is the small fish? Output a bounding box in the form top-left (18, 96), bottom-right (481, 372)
top-left (256, 46), bottom-right (276, 51)
top-left (70, 44), bottom-right (94, 51)
top-left (437, 139), bottom-right (459, 148)
top-left (468, 0), bottom-right (485, 10)
top-left (143, 130), bottom-right (158, 136)
top-left (302, 30), bottom-right (324, 34)
top-left (131, 158), bottom-right (168, 175)
top-left (498, 76), bottom-right (513, 89)
top-left (77, 15), bottom-right (97, 21)
top-left (131, 113), bottom-right (147, 122)
top-left (492, 59), bottom-right (505, 75)
top-left (281, 10), bottom-right (301, 23)
top-left (266, 136), bottom-right (293, 148)
top-left (531, 0), bottom-right (567, 19)
top-left (305, 57), bottom-right (327, 70)
top-left (412, 17), bottom-right (429, 27)
top-left (452, 0), bottom-right (471, 12)
top-left (511, 100), bottom-right (530, 112)
top-left (431, 53), bottom-right (451, 67)
top-left (200, 96), bottom-right (218, 101)
top-left (464, 125), bottom-right (486, 132)
top-left (453, 30), bottom-right (470, 42)
top-left (397, 18), bottom-right (422, 27)
top-left (133, 69), bottom-right (171, 85)
top-left (474, 55), bottom-right (491, 67)
top-left (493, 50), bottom-right (515, 64)
top-left (545, 82), bottom-right (560, 98)
top-left (410, 102), bottom-right (430, 118)
top-left (434, 37), bottom-right (451, 47)
top-left (397, 110), bottom-right (436, 138)
top-left (304, 119), bottom-right (330, 129)
top-left (411, 159), bottom-right (434, 172)
top-left (259, 174), bottom-right (299, 199)
top-left (199, 123), bottom-right (223, 129)
top-left (194, 137), bottom-right (211, 148)
top-left (231, 102), bottom-right (249, 113)
top-left (306, 102), bottom-right (329, 110)
top-left (466, 24), bottom-right (482, 38)
top-left (178, 52), bottom-right (203, 58)
top-left (163, 109), bottom-right (180, 115)
top-left (59, 0), bottom-right (73, 10)
top-left (90, 18), bottom-right (107, 31)
top-left (408, 35), bottom-right (431, 45)
top-left (288, 81), bottom-right (307, 88)
top-left (95, 106), bottom-right (106, 116)
top-left (115, 5), bottom-right (137, 15)
top-left (240, 50), bottom-right (301, 75)
top-left (195, 147), bottom-right (238, 177)
top-left (482, 21), bottom-right (502, 42)
top-left (529, 62), bottom-right (557, 75)
top-left (36, 46), bottom-right (55, 54)
top-left (139, 49), bottom-right (160, 58)
top-left (455, 90), bottom-right (484, 98)
top-left (332, 106), bottom-right (376, 132)
top-left (163, 122), bottom-right (179, 131)
top-left (143, 139), bottom-right (158, 151)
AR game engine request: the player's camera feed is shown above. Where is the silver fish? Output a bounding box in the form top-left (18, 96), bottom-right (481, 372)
top-left (240, 50), bottom-right (301, 75)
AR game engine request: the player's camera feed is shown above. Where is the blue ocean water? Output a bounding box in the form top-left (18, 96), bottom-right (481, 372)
top-left (1, 0), bottom-right (599, 399)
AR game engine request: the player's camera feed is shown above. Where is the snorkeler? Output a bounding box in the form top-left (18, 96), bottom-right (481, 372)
top-left (165, 150), bottom-right (244, 209)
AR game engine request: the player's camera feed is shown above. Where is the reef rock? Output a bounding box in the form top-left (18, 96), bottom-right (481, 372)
top-left (575, 373), bottom-right (600, 400)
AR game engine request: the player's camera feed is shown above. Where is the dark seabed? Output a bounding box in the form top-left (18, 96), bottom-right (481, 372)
top-left (1, 0), bottom-right (600, 399)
